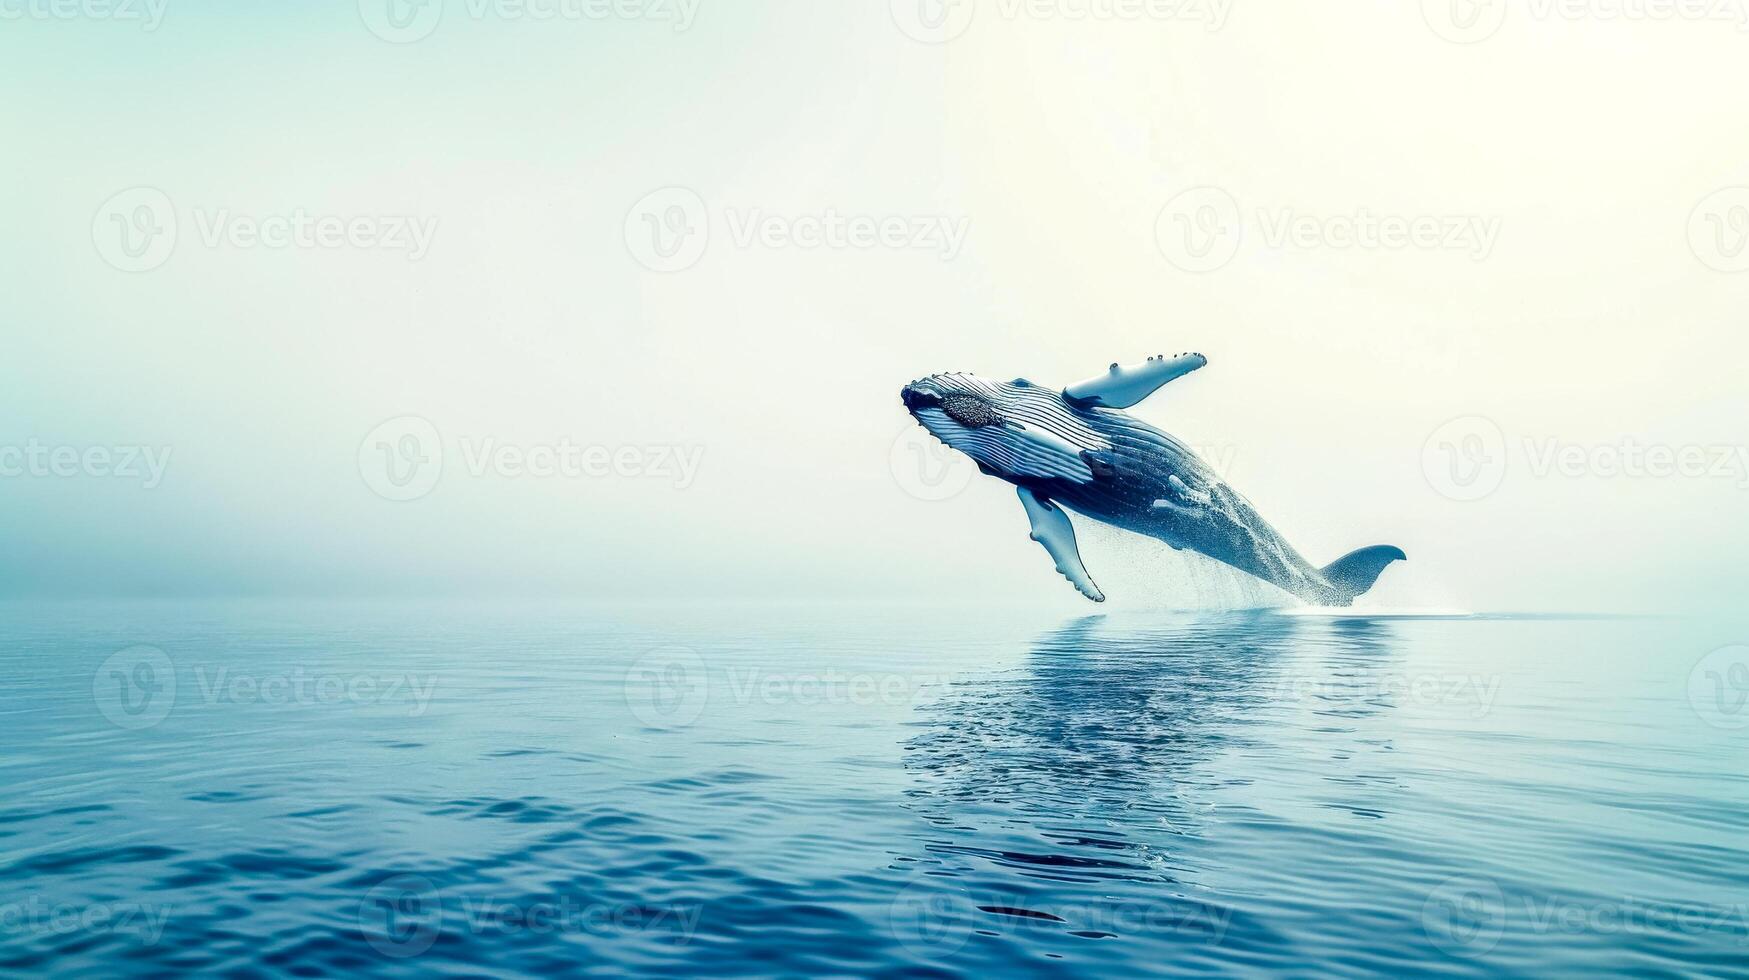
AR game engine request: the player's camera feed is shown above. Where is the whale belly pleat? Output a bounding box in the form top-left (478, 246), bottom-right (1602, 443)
top-left (930, 377), bottom-right (1113, 484)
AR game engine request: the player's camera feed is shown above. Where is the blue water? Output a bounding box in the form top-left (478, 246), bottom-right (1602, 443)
top-left (1, 601), bottom-right (1745, 977)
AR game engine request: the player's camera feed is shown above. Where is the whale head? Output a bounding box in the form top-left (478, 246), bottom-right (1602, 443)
top-left (901, 372), bottom-right (1016, 461)
top-left (901, 373), bottom-right (1104, 485)
top-left (902, 373), bottom-right (1004, 433)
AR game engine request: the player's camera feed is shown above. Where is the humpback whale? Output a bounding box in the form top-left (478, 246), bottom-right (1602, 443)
top-left (901, 353), bottom-right (1405, 605)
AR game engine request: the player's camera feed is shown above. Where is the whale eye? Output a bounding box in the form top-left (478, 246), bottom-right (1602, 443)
top-left (942, 393), bottom-right (1000, 429)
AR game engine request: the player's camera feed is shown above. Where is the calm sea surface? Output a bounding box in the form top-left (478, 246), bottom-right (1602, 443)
top-left (1, 601), bottom-right (1744, 977)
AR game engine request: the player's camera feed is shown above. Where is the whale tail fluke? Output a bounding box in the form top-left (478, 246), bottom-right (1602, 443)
top-left (1318, 546), bottom-right (1407, 606)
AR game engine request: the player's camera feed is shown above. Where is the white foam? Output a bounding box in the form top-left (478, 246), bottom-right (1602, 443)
top-left (1274, 606), bottom-right (1474, 619)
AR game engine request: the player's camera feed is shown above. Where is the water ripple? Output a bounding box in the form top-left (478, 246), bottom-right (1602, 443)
top-left (0, 602), bottom-right (1742, 976)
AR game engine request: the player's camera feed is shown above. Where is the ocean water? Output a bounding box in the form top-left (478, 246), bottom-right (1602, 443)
top-left (1, 601), bottom-right (1745, 977)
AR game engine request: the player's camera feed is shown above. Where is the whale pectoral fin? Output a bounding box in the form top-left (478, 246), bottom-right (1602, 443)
top-left (1017, 487), bottom-right (1104, 602)
top-left (1063, 352), bottom-right (1207, 409)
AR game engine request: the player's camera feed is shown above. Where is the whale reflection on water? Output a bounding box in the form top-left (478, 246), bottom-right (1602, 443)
top-left (904, 614), bottom-right (1403, 849)
top-left (894, 614), bottom-right (1405, 957)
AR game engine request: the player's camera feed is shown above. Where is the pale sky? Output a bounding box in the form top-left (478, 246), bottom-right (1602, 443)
top-left (2, 1), bottom-right (1746, 612)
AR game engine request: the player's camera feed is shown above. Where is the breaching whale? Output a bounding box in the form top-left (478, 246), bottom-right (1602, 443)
top-left (901, 353), bottom-right (1405, 605)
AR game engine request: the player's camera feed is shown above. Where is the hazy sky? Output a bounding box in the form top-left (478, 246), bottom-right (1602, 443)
top-left (3, 1), bottom-right (1746, 612)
